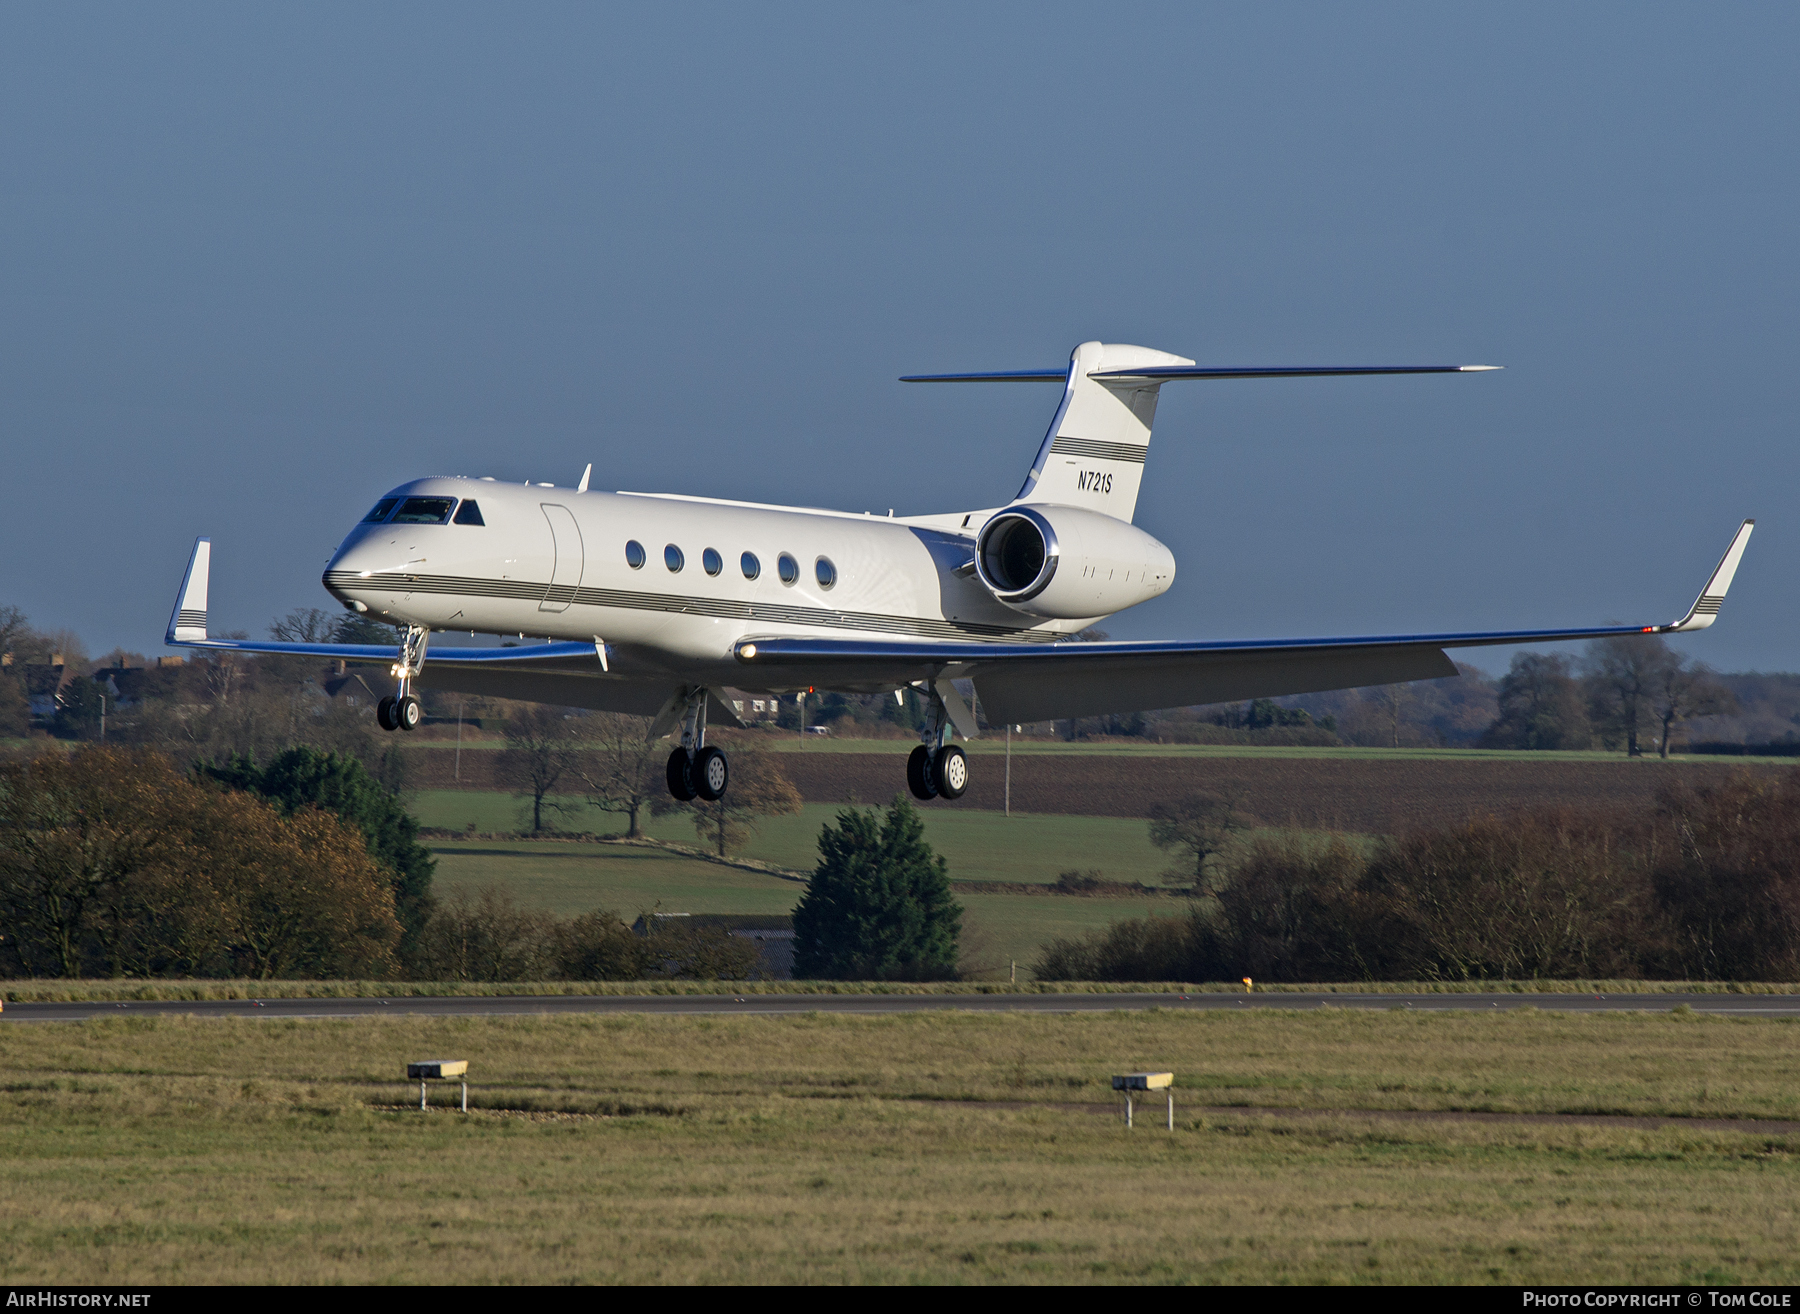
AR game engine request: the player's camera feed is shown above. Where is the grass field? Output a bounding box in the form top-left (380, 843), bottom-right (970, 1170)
top-left (3, 1009), bottom-right (1797, 1283)
top-left (413, 792), bottom-right (1176, 881)
top-left (422, 825), bottom-right (1185, 974)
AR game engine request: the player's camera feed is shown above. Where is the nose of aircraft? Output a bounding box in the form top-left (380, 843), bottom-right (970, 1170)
top-left (322, 528), bottom-right (406, 606)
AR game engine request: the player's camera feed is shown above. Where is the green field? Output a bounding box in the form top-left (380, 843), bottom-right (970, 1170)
top-left (415, 795), bottom-right (1336, 973)
top-left (3, 1009), bottom-right (1796, 1283)
top-left (425, 834), bottom-right (1182, 974)
top-left (414, 792), bottom-right (1174, 882)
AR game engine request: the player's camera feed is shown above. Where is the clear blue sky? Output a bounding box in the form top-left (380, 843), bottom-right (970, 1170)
top-left (3, 3), bottom-right (1794, 674)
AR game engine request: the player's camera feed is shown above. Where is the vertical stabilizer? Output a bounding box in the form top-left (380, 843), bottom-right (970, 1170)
top-left (1014, 341), bottom-right (1195, 523)
top-left (167, 538), bottom-right (211, 643)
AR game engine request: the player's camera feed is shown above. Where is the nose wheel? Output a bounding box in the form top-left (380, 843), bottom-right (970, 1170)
top-left (377, 694), bottom-right (421, 732)
top-left (378, 626), bottom-right (430, 733)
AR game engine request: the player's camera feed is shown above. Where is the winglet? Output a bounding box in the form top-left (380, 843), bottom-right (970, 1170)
top-left (1664, 520), bottom-right (1755, 633)
top-left (167, 538), bottom-right (212, 644)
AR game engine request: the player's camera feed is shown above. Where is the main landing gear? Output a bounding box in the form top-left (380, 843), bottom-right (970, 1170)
top-left (905, 683), bottom-right (969, 801)
top-left (377, 625), bottom-right (430, 733)
top-left (665, 688), bottom-right (729, 801)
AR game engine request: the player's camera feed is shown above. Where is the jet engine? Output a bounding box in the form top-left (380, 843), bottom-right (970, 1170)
top-left (973, 504), bottom-right (1175, 620)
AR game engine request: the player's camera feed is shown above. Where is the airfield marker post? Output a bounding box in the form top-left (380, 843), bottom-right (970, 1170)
top-left (1113, 1072), bottom-right (1174, 1131)
top-left (408, 1059), bottom-right (470, 1114)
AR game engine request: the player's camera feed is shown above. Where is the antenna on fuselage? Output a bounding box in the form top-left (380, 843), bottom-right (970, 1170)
top-left (578, 463), bottom-right (592, 494)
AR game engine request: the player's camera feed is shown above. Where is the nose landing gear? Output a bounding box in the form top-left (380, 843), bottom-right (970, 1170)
top-left (377, 626), bottom-right (430, 733)
top-left (377, 694), bottom-right (421, 732)
top-left (665, 688), bottom-right (729, 801)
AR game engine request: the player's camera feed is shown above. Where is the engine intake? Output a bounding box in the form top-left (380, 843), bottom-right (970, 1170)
top-left (974, 504), bottom-right (1175, 620)
top-left (977, 509), bottom-right (1059, 604)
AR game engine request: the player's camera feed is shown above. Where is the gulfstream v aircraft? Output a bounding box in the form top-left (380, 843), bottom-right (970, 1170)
top-left (165, 341), bottom-right (1754, 803)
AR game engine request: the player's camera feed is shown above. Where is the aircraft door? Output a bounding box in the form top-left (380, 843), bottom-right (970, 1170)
top-left (539, 504), bottom-right (584, 612)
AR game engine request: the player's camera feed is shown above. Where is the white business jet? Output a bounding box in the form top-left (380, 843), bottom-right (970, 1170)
top-left (165, 341), bottom-right (1754, 804)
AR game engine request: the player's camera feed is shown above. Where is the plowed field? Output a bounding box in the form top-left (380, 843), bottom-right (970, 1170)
top-left (403, 748), bottom-right (1775, 832)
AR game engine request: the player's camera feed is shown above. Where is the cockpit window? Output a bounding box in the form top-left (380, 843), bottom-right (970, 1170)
top-left (390, 497), bottom-right (457, 524)
top-left (362, 498), bottom-right (400, 523)
top-left (453, 500), bottom-right (485, 526)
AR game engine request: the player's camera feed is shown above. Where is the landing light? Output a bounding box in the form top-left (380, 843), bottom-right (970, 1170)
top-left (741, 644), bottom-right (757, 659)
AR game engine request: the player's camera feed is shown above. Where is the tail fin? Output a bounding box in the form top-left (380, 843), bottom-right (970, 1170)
top-left (1016, 341), bottom-right (1193, 523)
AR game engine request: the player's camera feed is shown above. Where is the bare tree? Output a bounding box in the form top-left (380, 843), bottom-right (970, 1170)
top-left (269, 608), bottom-right (339, 643)
top-left (498, 704), bottom-right (582, 832)
top-left (655, 749), bottom-right (802, 856)
top-left (0, 605), bottom-right (29, 657)
top-left (573, 712), bottom-right (661, 838)
top-left (1380, 683), bottom-right (1407, 748)
top-left (1650, 656), bottom-right (1734, 759)
top-left (1583, 634), bottom-right (1670, 756)
top-left (1148, 791), bottom-right (1253, 891)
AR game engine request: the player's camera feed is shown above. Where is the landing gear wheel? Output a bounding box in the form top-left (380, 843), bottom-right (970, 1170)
top-left (906, 745), bottom-right (938, 800)
top-left (931, 744), bottom-right (968, 800)
top-left (666, 748), bottom-right (697, 801)
top-left (396, 695), bottom-right (421, 731)
top-left (693, 746), bottom-right (729, 801)
top-left (377, 696), bottom-right (398, 731)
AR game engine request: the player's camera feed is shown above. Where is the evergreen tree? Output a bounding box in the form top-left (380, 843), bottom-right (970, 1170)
top-left (204, 747), bottom-right (435, 958)
top-left (792, 797), bottom-right (962, 980)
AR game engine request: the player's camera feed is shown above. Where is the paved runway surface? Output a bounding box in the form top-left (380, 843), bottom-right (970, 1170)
top-left (6, 991), bottom-right (1799, 1023)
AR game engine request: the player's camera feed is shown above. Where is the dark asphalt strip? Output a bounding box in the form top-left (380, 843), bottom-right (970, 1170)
top-left (5, 991), bottom-right (1799, 1023)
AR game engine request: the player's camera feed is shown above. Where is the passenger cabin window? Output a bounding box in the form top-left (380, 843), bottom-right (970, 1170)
top-left (453, 500), bottom-right (485, 525)
top-left (741, 551), bottom-right (760, 580)
top-left (362, 498), bottom-right (400, 523)
top-left (625, 540), bottom-right (646, 569)
top-left (815, 557), bottom-right (837, 590)
top-left (702, 548), bottom-right (722, 576)
top-left (777, 553), bottom-right (799, 585)
top-left (391, 497), bottom-right (456, 524)
top-left (665, 544), bottom-right (685, 572)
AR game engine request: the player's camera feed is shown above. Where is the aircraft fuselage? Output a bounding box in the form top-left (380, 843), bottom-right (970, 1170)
top-left (322, 476), bottom-right (1170, 692)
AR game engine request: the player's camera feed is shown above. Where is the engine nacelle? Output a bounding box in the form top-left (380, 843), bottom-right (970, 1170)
top-left (974, 504), bottom-right (1176, 620)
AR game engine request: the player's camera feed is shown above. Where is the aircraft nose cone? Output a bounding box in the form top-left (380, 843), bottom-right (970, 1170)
top-left (323, 535), bottom-right (393, 603)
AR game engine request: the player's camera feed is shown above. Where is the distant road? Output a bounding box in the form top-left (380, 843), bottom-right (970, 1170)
top-left (6, 991), bottom-right (1798, 1023)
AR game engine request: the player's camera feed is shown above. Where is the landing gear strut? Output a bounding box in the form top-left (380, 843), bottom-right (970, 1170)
top-left (665, 688), bottom-right (729, 801)
top-left (378, 626), bottom-right (430, 733)
top-left (905, 682), bottom-right (969, 801)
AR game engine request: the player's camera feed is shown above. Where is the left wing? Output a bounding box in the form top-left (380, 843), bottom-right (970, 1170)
top-left (731, 520), bottom-right (1755, 724)
top-left (162, 538), bottom-right (733, 720)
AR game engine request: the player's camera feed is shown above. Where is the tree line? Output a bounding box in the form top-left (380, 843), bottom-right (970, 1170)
top-left (0, 742), bottom-right (964, 982)
top-left (1039, 768), bottom-right (1800, 983)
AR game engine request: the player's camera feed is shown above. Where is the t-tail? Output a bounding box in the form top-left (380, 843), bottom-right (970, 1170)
top-left (904, 343), bottom-right (1500, 524)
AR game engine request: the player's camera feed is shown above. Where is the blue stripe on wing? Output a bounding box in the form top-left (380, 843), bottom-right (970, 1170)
top-left (735, 623), bottom-right (1658, 667)
top-left (166, 637), bottom-right (599, 663)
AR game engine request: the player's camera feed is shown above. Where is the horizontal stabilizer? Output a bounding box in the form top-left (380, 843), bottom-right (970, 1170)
top-left (902, 364), bottom-right (1499, 383)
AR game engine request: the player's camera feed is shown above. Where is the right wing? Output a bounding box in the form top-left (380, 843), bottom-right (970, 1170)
top-left (731, 521), bottom-right (1755, 724)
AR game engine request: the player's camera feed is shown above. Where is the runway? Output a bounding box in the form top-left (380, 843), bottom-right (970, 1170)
top-left (5, 990), bottom-right (1798, 1023)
